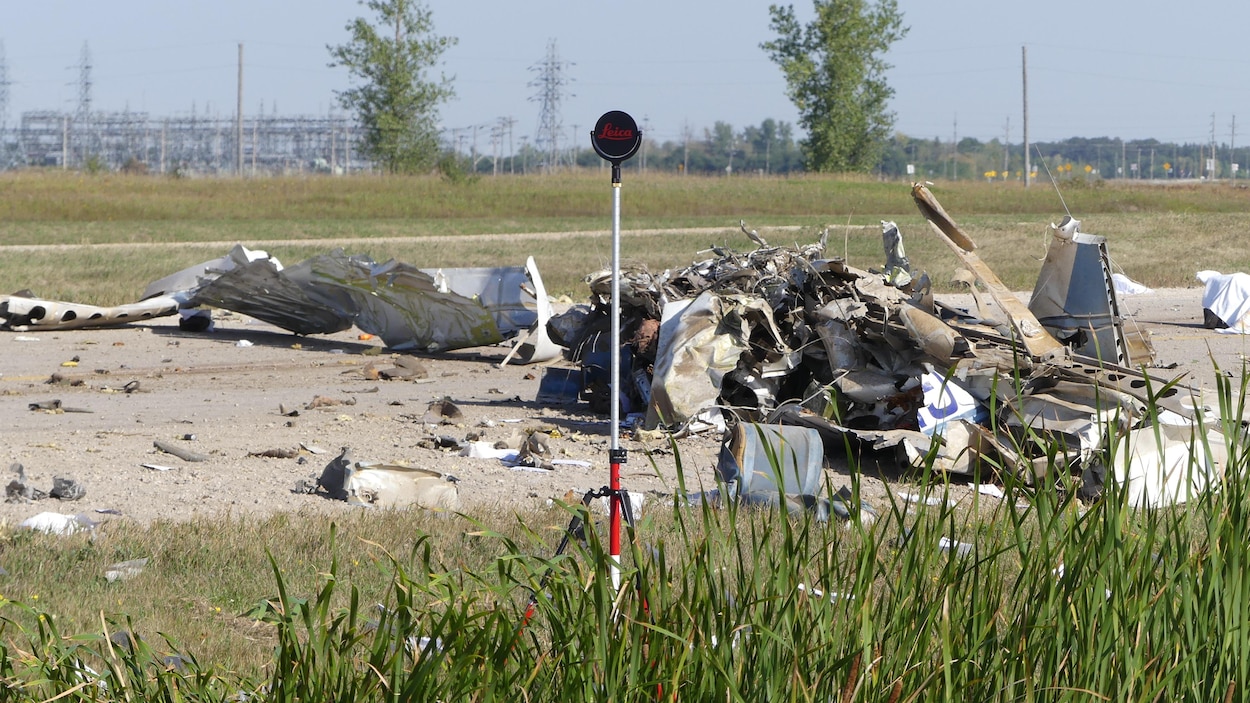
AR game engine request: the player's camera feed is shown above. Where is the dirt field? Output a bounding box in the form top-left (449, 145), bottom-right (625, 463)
top-left (0, 285), bottom-right (1241, 529)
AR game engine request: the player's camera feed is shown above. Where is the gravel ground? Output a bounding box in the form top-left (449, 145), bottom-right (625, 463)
top-left (0, 285), bottom-right (1237, 530)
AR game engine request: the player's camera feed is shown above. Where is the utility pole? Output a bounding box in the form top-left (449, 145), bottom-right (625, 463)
top-left (490, 120), bottom-right (502, 176)
top-left (682, 122), bottom-right (690, 175)
top-left (640, 116), bottom-right (649, 174)
top-left (1022, 45), bottom-right (1030, 188)
top-left (1211, 113), bottom-right (1218, 179)
top-left (950, 115), bottom-right (958, 180)
top-left (1232, 114), bottom-right (1238, 179)
top-left (1003, 116), bottom-right (1010, 178)
top-left (501, 115), bottom-right (516, 174)
top-left (236, 43), bottom-right (244, 176)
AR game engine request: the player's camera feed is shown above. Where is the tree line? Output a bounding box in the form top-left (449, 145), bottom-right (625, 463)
top-left (470, 127), bottom-right (1243, 182)
top-left (878, 134), bottom-right (1245, 182)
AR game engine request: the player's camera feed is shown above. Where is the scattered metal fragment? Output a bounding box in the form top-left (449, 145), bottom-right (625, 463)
top-left (308, 447), bottom-right (460, 510)
top-left (49, 477), bottom-right (86, 501)
top-left (306, 395), bottom-right (356, 410)
top-left (497, 256), bottom-right (563, 366)
top-left (423, 396), bottom-right (463, 423)
top-left (248, 447), bottom-right (300, 459)
top-left (1028, 215), bottom-right (1152, 365)
top-left (105, 558), bottom-right (149, 583)
top-left (378, 355), bottom-right (429, 380)
top-left (536, 367), bottom-right (582, 405)
top-left (938, 537), bottom-right (975, 556)
top-left (153, 440), bottom-right (209, 463)
top-left (880, 220), bottom-right (913, 287)
top-left (0, 294), bottom-right (179, 332)
top-left (6, 464), bottom-right (48, 503)
top-left (27, 399), bottom-right (92, 413)
top-left (912, 183), bottom-right (1066, 361)
top-left (717, 424), bottom-right (824, 498)
top-left (514, 431), bottom-right (554, 470)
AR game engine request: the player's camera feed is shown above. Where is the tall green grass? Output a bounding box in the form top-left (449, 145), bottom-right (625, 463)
top-left (5, 379), bottom-right (1250, 699)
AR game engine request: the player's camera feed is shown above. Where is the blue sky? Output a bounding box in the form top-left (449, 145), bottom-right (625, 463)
top-left (3, 1), bottom-right (1245, 148)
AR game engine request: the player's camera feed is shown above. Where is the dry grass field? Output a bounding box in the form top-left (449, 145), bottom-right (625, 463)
top-left (4, 171), bottom-right (1250, 304)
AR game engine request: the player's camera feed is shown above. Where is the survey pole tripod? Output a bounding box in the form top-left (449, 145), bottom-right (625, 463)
top-left (588, 110), bottom-right (642, 591)
top-left (519, 110), bottom-right (644, 629)
top-left (516, 113), bottom-right (657, 696)
top-left (520, 485), bottom-right (641, 628)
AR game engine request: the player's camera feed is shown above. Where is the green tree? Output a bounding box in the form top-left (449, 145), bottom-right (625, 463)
top-left (762, 0), bottom-right (907, 173)
top-left (329, 0), bottom-right (457, 173)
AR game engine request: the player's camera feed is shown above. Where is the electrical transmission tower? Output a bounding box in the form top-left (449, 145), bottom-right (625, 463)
top-left (0, 40), bottom-right (9, 158)
top-left (528, 39), bottom-right (573, 171)
top-left (78, 42), bottom-right (92, 118)
top-left (77, 41), bottom-right (93, 165)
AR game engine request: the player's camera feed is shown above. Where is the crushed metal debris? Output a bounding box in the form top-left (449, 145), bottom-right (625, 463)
top-left (545, 184), bottom-right (1212, 508)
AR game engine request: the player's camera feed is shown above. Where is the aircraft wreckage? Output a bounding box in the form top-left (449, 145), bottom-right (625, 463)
top-left (0, 248), bottom-right (559, 362)
top-left (0, 185), bottom-right (1226, 507)
top-left (545, 185), bottom-right (1219, 508)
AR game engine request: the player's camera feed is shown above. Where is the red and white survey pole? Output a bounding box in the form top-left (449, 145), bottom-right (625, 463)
top-left (590, 110), bottom-right (642, 592)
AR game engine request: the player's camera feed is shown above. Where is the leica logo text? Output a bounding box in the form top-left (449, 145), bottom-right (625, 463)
top-left (596, 123), bottom-right (634, 140)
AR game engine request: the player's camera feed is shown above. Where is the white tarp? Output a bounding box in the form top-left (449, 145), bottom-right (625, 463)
top-left (1197, 270), bottom-right (1250, 333)
top-left (1112, 273), bottom-right (1153, 296)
